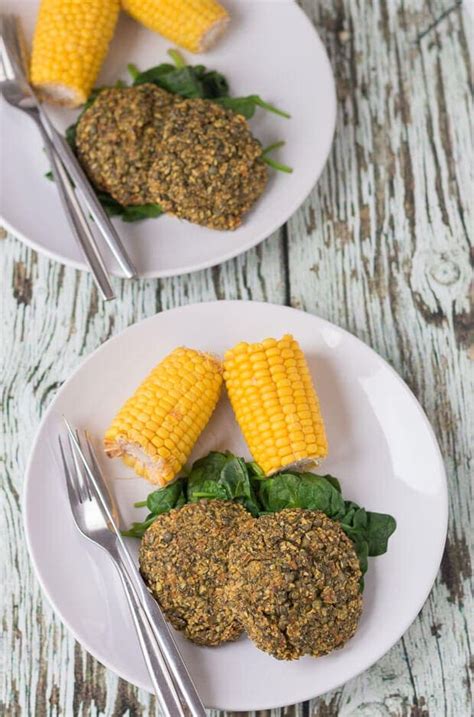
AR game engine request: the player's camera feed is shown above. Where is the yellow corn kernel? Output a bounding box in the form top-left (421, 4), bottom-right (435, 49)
top-left (121, 0), bottom-right (230, 53)
top-left (223, 335), bottom-right (328, 476)
top-left (30, 0), bottom-right (119, 107)
top-left (104, 347), bottom-right (223, 486)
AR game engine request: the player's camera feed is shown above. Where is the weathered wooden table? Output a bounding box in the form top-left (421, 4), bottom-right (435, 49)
top-left (2, 1), bottom-right (472, 715)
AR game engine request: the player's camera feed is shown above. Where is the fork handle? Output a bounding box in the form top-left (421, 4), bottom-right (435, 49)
top-left (113, 558), bottom-right (187, 717)
top-left (38, 109), bottom-right (137, 279)
top-left (34, 120), bottom-right (115, 301)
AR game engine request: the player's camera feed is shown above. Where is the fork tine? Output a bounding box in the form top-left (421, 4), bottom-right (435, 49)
top-left (67, 432), bottom-right (89, 503)
top-left (82, 432), bottom-right (120, 524)
top-left (75, 430), bottom-right (93, 501)
top-left (64, 418), bottom-right (100, 505)
top-left (58, 435), bottom-right (80, 508)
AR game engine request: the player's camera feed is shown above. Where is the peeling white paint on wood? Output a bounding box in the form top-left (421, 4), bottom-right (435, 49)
top-left (1, 1), bottom-right (472, 716)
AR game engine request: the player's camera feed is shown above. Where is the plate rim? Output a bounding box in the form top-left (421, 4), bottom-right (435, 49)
top-left (1, 1), bottom-right (336, 279)
top-left (22, 300), bottom-right (449, 710)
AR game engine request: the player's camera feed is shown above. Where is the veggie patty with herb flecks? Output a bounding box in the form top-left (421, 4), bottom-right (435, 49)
top-left (76, 84), bottom-right (173, 206)
top-left (139, 500), bottom-right (255, 646)
top-left (148, 97), bottom-right (268, 229)
top-left (227, 508), bottom-right (363, 660)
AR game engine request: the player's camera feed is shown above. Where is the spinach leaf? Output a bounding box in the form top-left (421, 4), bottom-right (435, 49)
top-left (120, 203), bottom-right (164, 222)
top-left (246, 460), bottom-right (266, 479)
top-left (94, 192), bottom-right (164, 223)
top-left (339, 501), bottom-right (397, 558)
top-left (187, 451), bottom-right (230, 501)
top-left (257, 472), bottom-right (346, 518)
top-left (190, 451), bottom-right (231, 480)
top-left (168, 49), bottom-right (186, 69)
top-left (215, 95), bottom-right (290, 119)
top-left (121, 514), bottom-right (158, 538)
top-left (220, 456), bottom-right (252, 498)
top-left (188, 480), bottom-right (229, 501)
top-left (187, 451), bottom-right (259, 514)
top-left (121, 478), bottom-right (186, 538)
top-left (133, 64), bottom-right (229, 100)
top-left (365, 511), bottom-right (397, 556)
top-left (146, 479), bottom-right (186, 515)
top-left (127, 63), bottom-right (140, 81)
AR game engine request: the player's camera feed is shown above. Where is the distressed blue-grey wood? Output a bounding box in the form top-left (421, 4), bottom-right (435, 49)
top-left (1, 1), bottom-right (472, 716)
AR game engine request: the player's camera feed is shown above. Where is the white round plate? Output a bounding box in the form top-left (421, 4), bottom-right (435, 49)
top-left (0, 1), bottom-right (335, 278)
top-left (24, 301), bottom-right (448, 711)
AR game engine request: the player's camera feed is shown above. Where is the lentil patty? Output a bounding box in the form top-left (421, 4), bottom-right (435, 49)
top-left (76, 84), bottom-right (173, 205)
top-left (139, 500), bottom-right (255, 646)
top-left (148, 98), bottom-right (268, 229)
top-left (227, 509), bottom-right (363, 660)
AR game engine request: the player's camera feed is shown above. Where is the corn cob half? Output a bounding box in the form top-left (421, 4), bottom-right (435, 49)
top-left (104, 347), bottom-right (223, 485)
top-left (224, 335), bottom-right (328, 476)
top-left (121, 0), bottom-right (230, 53)
top-left (30, 0), bottom-right (120, 107)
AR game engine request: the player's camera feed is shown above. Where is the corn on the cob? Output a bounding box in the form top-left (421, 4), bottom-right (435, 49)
top-left (104, 347), bottom-right (223, 485)
top-left (30, 0), bottom-right (119, 107)
top-left (224, 335), bottom-right (328, 476)
top-left (121, 0), bottom-right (229, 53)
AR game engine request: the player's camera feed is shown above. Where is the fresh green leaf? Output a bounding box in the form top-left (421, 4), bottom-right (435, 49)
top-left (246, 461), bottom-right (266, 479)
top-left (187, 452), bottom-right (230, 502)
top-left (45, 170), bottom-right (53, 181)
top-left (127, 63), bottom-right (140, 81)
top-left (65, 124), bottom-right (77, 151)
top-left (220, 457), bottom-right (253, 498)
top-left (187, 451), bottom-right (262, 515)
top-left (200, 70), bottom-right (229, 98)
top-left (262, 141), bottom-right (285, 156)
top-left (121, 515), bottom-right (157, 538)
top-left (133, 63), bottom-right (176, 87)
top-left (188, 481), bottom-right (229, 502)
top-left (95, 191), bottom-right (163, 222)
top-left (262, 156), bottom-right (293, 173)
top-left (191, 451), bottom-right (230, 479)
top-left (168, 48), bottom-right (186, 68)
top-left (257, 472), bottom-right (346, 518)
top-left (322, 474), bottom-right (342, 493)
top-left (120, 203), bottom-right (164, 222)
top-left (133, 62), bottom-right (229, 100)
top-left (365, 511), bottom-right (397, 556)
top-left (215, 95), bottom-right (290, 119)
top-left (146, 479), bottom-right (185, 515)
top-left (262, 139), bottom-right (293, 173)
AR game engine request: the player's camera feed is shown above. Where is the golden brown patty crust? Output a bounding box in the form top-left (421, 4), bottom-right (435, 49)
top-left (148, 98), bottom-right (268, 230)
top-left (227, 509), bottom-right (363, 660)
top-left (76, 84), bottom-right (173, 205)
top-left (139, 500), bottom-right (255, 646)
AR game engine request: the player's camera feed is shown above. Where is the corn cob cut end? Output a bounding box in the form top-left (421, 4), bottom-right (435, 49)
top-left (32, 82), bottom-right (86, 108)
top-left (196, 14), bottom-right (229, 52)
top-left (224, 335), bottom-right (328, 477)
top-left (104, 347), bottom-right (223, 486)
top-left (103, 437), bottom-right (178, 485)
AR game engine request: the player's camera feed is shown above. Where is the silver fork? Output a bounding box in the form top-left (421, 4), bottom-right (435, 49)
top-left (1, 15), bottom-right (138, 291)
top-left (58, 433), bottom-right (189, 717)
top-left (63, 424), bottom-right (207, 717)
top-left (0, 15), bottom-right (116, 300)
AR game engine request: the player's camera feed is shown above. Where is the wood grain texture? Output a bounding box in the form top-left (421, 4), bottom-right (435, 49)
top-left (1, 1), bottom-right (472, 716)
